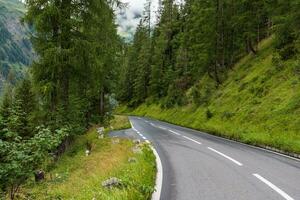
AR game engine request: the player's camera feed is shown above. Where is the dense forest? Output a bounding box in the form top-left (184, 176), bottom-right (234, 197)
top-left (118, 0), bottom-right (300, 108)
top-left (1, 0), bottom-right (300, 199)
top-left (0, 0), bottom-right (122, 198)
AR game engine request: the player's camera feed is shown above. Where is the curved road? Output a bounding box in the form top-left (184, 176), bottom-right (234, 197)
top-left (111, 116), bottom-right (300, 200)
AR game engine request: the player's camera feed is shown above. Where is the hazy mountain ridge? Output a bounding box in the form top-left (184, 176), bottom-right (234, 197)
top-left (0, 0), bottom-right (34, 94)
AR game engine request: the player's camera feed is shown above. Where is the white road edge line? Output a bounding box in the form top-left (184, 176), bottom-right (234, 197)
top-left (150, 146), bottom-right (163, 200)
top-left (130, 119), bottom-right (162, 200)
top-left (169, 130), bottom-right (181, 136)
top-left (182, 135), bottom-right (202, 145)
top-left (208, 147), bottom-right (243, 166)
top-left (253, 174), bottom-right (294, 200)
top-left (166, 121), bottom-right (300, 162)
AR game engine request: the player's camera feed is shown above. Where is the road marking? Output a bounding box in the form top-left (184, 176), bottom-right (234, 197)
top-left (158, 126), bottom-right (167, 130)
top-left (169, 130), bottom-right (181, 136)
top-left (142, 136), bottom-right (147, 140)
top-left (253, 174), bottom-right (294, 200)
top-left (182, 135), bottom-right (202, 145)
top-left (207, 147), bottom-right (243, 166)
top-left (150, 146), bottom-right (163, 200)
top-left (145, 120), bottom-right (149, 123)
top-left (145, 140), bottom-right (150, 144)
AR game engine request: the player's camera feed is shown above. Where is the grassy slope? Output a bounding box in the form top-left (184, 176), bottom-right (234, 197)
top-left (119, 37), bottom-right (300, 154)
top-left (20, 116), bottom-right (156, 200)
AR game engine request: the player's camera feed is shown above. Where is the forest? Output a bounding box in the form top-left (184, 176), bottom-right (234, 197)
top-left (118, 0), bottom-right (300, 107)
top-left (0, 0), bottom-right (300, 199)
top-left (0, 0), bottom-right (123, 198)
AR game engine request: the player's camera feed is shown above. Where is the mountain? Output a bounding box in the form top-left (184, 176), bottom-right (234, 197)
top-left (0, 0), bottom-right (34, 94)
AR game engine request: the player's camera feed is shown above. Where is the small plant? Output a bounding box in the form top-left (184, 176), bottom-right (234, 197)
top-left (221, 111), bottom-right (235, 120)
top-left (206, 109), bottom-right (213, 119)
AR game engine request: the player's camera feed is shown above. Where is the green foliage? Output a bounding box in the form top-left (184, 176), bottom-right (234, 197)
top-left (20, 128), bottom-right (155, 200)
top-left (273, 0), bottom-right (300, 59)
top-left (119, 0), bottom-right (279, 108)
top-left (0, 126), bottom-right (69, 199)
top-left (0, 0), bottom-right (123, 198)
top-left (120, 38), bottom-right (300, 155)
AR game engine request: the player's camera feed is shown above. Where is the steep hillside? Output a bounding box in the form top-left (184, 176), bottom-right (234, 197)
top-left (0, 0), bottom-right (34, 94)
top-left (119, 37), bottom-right (300, 154)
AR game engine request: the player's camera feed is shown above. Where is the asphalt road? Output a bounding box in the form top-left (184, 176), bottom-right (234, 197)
top-left (111, 116), bottom-right (300, 200)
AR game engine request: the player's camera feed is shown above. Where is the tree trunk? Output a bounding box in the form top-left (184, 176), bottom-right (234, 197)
top-left (248, 39), bottom-right (257, 55)
top-left (100, 89), bottom-right (105, 116)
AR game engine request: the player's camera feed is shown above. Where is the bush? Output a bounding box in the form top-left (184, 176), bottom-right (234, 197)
top-left (206, 109), bottom-right (213, 120)
top-left (0, 126), bottom-right (70, 199)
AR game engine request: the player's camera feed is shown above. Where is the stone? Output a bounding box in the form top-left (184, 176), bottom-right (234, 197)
top-left (102, 177), bottom-right (122, 189)
top-left (133, 139), bottom-right (141, 144)
top-left (132, 146), bottom-right (142, 154)
top-left (34, 170), bottom-right (45, 182)
top-left (112, 138), bottom-right (120, 144)
top-left (98, 134), bottom-right (104, 139)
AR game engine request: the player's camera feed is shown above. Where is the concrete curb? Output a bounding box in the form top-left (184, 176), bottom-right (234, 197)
top-left (150, 145), bottom-right (163, 200)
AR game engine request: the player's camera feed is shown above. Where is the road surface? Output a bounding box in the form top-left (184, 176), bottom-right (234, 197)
top-left (110, 116), bottom-right (300, 200)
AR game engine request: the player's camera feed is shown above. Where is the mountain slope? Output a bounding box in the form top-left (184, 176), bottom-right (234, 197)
top-left (0, 0), bottom-right (34, 94)
top-left (119, 37), bottom-right (300, 155)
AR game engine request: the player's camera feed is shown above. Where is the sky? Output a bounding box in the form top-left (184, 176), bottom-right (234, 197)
top-left (116, 0), bottom-right (159, 40)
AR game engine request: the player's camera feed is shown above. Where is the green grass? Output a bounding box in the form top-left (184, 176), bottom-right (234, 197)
top-left (118, 37), bottom-right (300, 154)
top-left (18, 117), bottom-right (156, 200)
top-left (109, 115), bottom-right (131, 131)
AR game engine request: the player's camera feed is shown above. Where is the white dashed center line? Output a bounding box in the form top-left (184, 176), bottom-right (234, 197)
top-left (208, 147), bottom-right (243, 166)
top-left (169, 130), bottom-right (181, 136)
top-left (182, 135), bottom-right (202, 145)
top-left (253, 174), bottom-right (294, 200)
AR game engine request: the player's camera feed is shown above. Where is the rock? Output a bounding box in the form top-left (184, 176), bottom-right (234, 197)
top-left (102, 177), bottom-right (122, 189)
top-left (97, 127), bottom-right (105, 134)
top-left (98, 134), bottom-right (104, 139)
top-left (34, 170), bottom-right (45, 182)
top-left (133, 139), bottom-right (141, 144)
top-left (132, 146), bottom-right (142, 154)
top-left (128, 157), bottom-right (137, 163)
top-left (112, 138), bottom-right (120, 144)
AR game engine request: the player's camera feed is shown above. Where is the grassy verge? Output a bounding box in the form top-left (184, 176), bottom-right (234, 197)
top-left (118, 38), bottom-right (300, 155)
top-left (109, 115), bottom-right (131, 130)
top-left (19, 116), bottom-right (156, 200)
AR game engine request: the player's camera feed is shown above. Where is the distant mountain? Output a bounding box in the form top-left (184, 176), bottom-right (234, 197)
top-left (0, 0), bottom-right (34, 94)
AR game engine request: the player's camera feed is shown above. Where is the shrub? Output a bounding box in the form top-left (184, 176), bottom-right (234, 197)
top-left (206, 109), bottom-right (213, 120)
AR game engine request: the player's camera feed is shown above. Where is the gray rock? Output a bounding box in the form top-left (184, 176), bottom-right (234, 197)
top-left (132, 146), bottom-right (142, 154)
top-left (102, 177), bottom-right (122, 189)
top-left (112, 138), bottom-right (120, 144)
top-left (133, 139), bottom-right (141, 144)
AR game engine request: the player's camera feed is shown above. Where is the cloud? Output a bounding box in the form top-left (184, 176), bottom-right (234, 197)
top-left (116, 0), bottom-right (158, 41)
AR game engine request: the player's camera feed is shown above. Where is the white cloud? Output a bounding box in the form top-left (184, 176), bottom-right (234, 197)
top-left (116, 0), bottom-right (158, 40)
